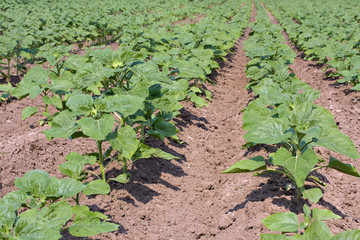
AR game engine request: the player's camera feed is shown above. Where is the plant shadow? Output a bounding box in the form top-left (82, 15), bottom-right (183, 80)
top-left (105, 137), bottom-right (187, 205)
top-left (173, 107), bottom-right (210, 132)
top-left (226, 171), bottom-right (347, 217)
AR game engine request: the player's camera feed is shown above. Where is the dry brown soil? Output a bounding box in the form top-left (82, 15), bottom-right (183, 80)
top-left (0, 3), bottom-right (359, 240)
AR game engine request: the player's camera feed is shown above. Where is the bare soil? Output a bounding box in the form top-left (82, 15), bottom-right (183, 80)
top-left (0, 3), bottom-right (359, 240)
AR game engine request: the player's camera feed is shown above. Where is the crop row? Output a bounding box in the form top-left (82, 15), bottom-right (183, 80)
top-left (263, 0), bottom-right (360, 90)
top-left (224, 1), bottom-right (360, 239)
top-left (0, 0), bottom-right (252, 239)
top-left (0, 0), bottom-right (241, 82)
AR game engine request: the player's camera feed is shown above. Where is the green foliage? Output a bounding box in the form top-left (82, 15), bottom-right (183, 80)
top-left (260, 205), bottom-right (359, 240)
top-left (0, 170), bottom-right (119, 239)
top-left (224, 1), bottom-right (360, 207)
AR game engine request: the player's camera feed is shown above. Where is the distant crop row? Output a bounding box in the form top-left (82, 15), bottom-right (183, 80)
top-left (224, 1), bottom-right (360, 239)
top-left (264, 0), bottom-right (360, 90)
top-left (0, 0), bottom-right (252, 239)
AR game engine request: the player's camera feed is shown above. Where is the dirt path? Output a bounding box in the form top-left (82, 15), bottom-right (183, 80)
top-left (262, 2), bottom-right (360, 234)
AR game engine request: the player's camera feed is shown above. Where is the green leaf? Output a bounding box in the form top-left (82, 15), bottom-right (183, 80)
top-left (110, 173), bottom-right (131, 184)
top-left (107, 126), bottom-right (140, 159)
top-left (78, 114), bottom-right (114, 141)
top-left (312, 208), bottom-right (341, 221)
top-left (328, 157), bottom-right (360, 177)
top-left (175, 60), bottom-right (205, 79)
top-left (302, 188), bottom-right (323, 203)
top-left (59, 152), bottom-right (96, 179)
top-left (153, 117), bottom-right (177, 138)
top-left (66, 94), bottom-right (94, 115)
top-left (22, 66), bottom-right (49, 86)
top-left (153, 148), bottom-right (178, 160)
top-left (331, 230), bottom-right (360, 240)
top-left (83, 180), bottom-right (110, 196)
top-left (244, 118), bottom-right (292, 145)
top-left (260, 234), bottom-right (292, 240)
top-left (56, 178), bottom-right (86, 198)
top-left (273, 148), bottom-right (318, 187)
top-left (132, 143), bottom-right (178, 160)
top-left (303, 204), bottom-right (311, 224)
top-left (69, 205), bottom-right (119, 237)
top-left (223, 156), bottom-right (266, 174)
top-left (22, 106), bottom-right (38, 120)
top-left (65, 152), bottom-right (97, 165)
top-left (311, 128), bottom-right (360, 159)
top-left (14, 170), bottom-right (50, 199)
top-left (99, 94), bottom-right (144, 118)
top-left (303, 218), bottom-right (332, 239)
top-left (262, 212), bottom-right (298, 232)
top-left (43, 95), bottom-right (63, 109)
top-left (43, 110), bottom-right (79, 139)
top-left (189, 92), bottom-right (208, 108)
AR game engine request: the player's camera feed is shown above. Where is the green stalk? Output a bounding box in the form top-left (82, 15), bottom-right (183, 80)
top-left (7, 57), bottom-right (10, 80)
top-left (74, 193), bottom-right (80, 205)
top-left (141, 122), bottom-right (145, 143)
top-left (97, 140), bottom-right (106, 181)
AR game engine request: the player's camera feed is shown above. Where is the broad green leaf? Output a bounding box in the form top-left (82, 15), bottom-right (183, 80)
top-left (83, 180), bottom-right (110, 196)
top-left (328, 157), bottom-right (360, 177)
top-left (244, 118), bottom-right (292, 145)
top-left (66, 94), bottom-right (94, 115)
top-left (303, 204), bottom-right (311, 224)
top-left (189, 92), bottom-right (208, 108)
top-left (260, 234), bottom-right (292, 240)
top-left (132, 143), bottom-right (178, 160)
top-left (65, 152), bottom-right (97, 165)
top-left (174, 61), bottom-right (205, 79)
top-left (331, 230), bottom-right (360, 240)
top-left (43, 95), bottom-right (63, 109)
top-left (110, 173), bottom-right (131, 184)
top-left (59, 152), bottom-right (96, 179)
top-left (56, 178), bottom-right (85, 198)
top-left (43, 110), bottom-right (79, 139)
top-left (0, 82), bottom-right (14, 92)
top-left (21, 66), bottom-right (49, 86)
top-left (262, 212), bottom-right (298, 232)
top-left (243, 107), bottom-right (272, 131)
top-left (302, 188), bottom-right (323, 203)
top-left (311, 128), bottom-right (360, 159)
top-left (303, 218), bottom-right (332, 239)
top-left (312, 208), bottom-right (341, 221)
top-left (107, 126), bottom-right (139, 159)
top-left (153, 148), bottom-right (178, 160)
top-left (22, 106), bottom-right (38, 120)
top-left (99, 94), bottom-right (144, 118)
top-left (69, 205), bottom-right (119, 237)
top-left (14, 215), bottom-right (62, 240)
top-left (223, 156), bottom-right (266, 174)
top-left (351, 84), bottom-right (360, 91)
top-left (78, 114), bottom-right (114, 141)
top-left (153, 117), bottom-right (177, 137)
top-left (273, 148), bottom-right (318, 187)
top-left (14, 170), bottom-right (50, 199)
top-left (13, 201), bottom-right (72, 240)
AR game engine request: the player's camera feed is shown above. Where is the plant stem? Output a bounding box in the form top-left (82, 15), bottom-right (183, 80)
top-left (7, 58), bottom-right (10, 80)
top-left (74, 193), bottom-right (80, 205)
top-left (141, 122), bottom-right (145, 143)
top-left (97, 140), bottom-right (106, 181)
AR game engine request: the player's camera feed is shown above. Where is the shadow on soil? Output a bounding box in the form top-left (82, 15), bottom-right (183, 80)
top-left (226, 171), bottom-right (347, 217)
top-left (103, 137), bottom-right (187, 205)
top-left (173, 108), bottom-right (210, 132)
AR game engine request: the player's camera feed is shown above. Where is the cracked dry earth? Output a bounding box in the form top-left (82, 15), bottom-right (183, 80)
top-left (1, 3), bottom-right (360, 240)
